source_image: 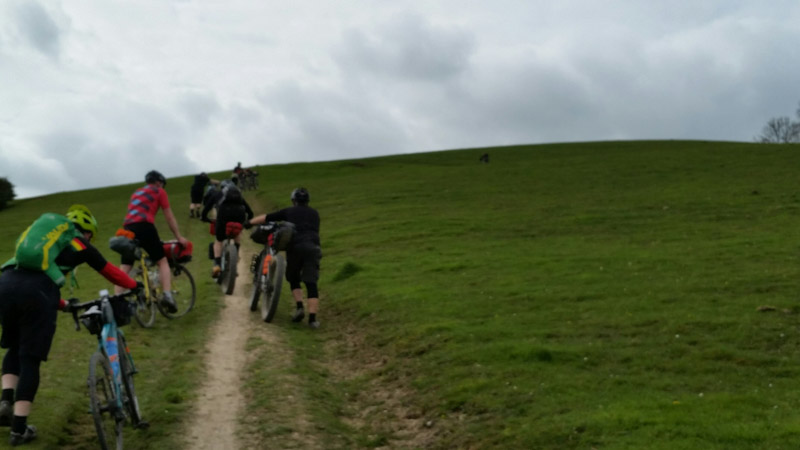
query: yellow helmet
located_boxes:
[66,204,98,238]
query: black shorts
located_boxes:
[122,222,165,264]
[191,186,205,204]
[286,242,322,285]
[0,269,60,361]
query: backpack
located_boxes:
[2,213,82,286]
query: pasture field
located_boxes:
[2,140,800,448]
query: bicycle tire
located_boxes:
[157,264,197,319]
[249,250,265,312]
[132,263,156,328]
[262,252,285,322]
[117,332,143,427]
[221,242,238,295]
[88,351,123,450]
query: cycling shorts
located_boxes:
[286,242,322,286]
[0,269,60,361]
[190,186,205,204]
[122,222,165,264]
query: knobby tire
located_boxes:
[221,242,238,295]
[262,252,285,322]
[117,333,143,427]
[88,351,123,450]
[156,264,197,319]
[249,250,265,312]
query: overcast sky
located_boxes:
[1,1,799,198]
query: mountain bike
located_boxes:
[217,222,243,295]
[110,234,196,327]
[248,221,294,322]
[67,289,149,450]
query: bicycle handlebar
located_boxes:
[66,290,140,332]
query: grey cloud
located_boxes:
[177,91,222,128]
[258,81,411,160]
[18,97,199,196]
[13,1,62,58]
[336,13,475,81]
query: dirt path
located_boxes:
[182,251,254,449]
[180,244,435,449]
[182,247,320,449]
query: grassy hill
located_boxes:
[3,140,800,449]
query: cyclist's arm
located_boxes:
[244,201,254,220]
[162,206,188,246]
[56,238,137,289]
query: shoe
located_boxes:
[160,291,178,314]
[291,308,305,323]
[211,265,221,279]
[309,321,320,329]
[9,425,36,446]
[0,401,11,427]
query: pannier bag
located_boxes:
[225,222,243,238]
[250,222,295,251]
[110,295,135,327]
[163,240,193,263]
[272,222,295,251]
[109,228,140,261]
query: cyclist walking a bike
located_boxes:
[189,172,218,219]
[115,170,188,313]
[202,181,253,278]
[246,187,322,328]
[0,205,139,446]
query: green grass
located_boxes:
[4,140,800,448]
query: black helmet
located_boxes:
[145,170,167,187]
[291,187,310,204]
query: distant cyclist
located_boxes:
[202,181,253,277]
[189,172,218,219]
[115,170,188,313]
[245,188,322,328]
[0,205,139,446]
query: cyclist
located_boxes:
[202,181,253,278]
[245,187,322,328]
[0,205,139,446]
[189,172,218,219]
[114,170,188,313]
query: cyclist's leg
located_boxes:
[114,263,133,295]
[300,244,322,325]
[212,216,227,276]
[1,271,57,438]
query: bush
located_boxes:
[0,177,16,210]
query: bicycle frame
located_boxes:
[137,252,159,304]
[73,291,137,417]
[99,300,128,415]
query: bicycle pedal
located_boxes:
[135,420,150,430]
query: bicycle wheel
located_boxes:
[220,242,238,295]
[249,250,265,312]
[262,252,285,322]
[116,332,145,428]
[132,264,156,328]
[88,351,123,450]
[157,264,197,319]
